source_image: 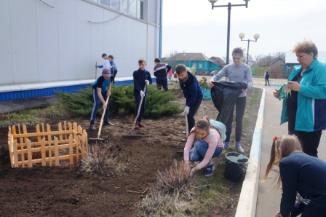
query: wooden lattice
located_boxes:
[7,122,88,168]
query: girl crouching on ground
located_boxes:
[183,117,226,177]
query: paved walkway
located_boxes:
[255,83,326,217]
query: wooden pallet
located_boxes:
[8,122,88,168]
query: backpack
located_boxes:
[209,119,226,142]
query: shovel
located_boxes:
[176,111,189,155]
[185,113,189,137]
[122,84,147,139]
[133,84,147,129]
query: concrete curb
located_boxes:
[235,88,266,217]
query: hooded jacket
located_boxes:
[280,59,326,132]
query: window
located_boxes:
[137,0,144,20]
[99,0,120,11]
[121,0,128,13]
[100,0,110,7]
[96,0,146,20]
[128,0,137,17]
[110,0,120,10]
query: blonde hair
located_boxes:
[293,40,318,58]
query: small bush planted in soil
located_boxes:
[140,161,193,217]
[78,144,125,176]
[58,85,182,118]
[156,160,191,194]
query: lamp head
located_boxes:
[208,0,218,8]
[244,0,250,7]
[239,33,245,40]
[253,33,260,42]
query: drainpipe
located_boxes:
[159,0,163,58]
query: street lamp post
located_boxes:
[208,0,250,64]
[239,33,260,64]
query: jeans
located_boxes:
[190,140,223,162]
[90,89,110,123]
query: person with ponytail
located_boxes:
[265,135,326,217]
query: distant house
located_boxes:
[209,56,226,68]
[285,51,326,77]
[270,58,287,78]
[166,53,222,75]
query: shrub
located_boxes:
[156,161,191,194]
[139,161,193,217]
[57,89,94,116]
[199,77,210,89]
[57,85,182,118]
[78,144,125,176]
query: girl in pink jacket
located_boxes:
[184,117,226,176]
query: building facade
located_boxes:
[0,0,162,100]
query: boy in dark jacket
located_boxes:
[133,59,152,128]
[175,64,203,133]
[108,55,118,83]
[89,68,112,130]
[154,58,169,91]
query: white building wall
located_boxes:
[0,0,161,86]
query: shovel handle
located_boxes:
[133,84,147,127]
[185,113,189,137]
[97,84,112,139]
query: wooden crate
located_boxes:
[8,122,88,168]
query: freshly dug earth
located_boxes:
[0,115,185,217]
[0,88,261,217]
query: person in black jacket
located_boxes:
[153,58,169,91]
[108,55,118,83]
[133,59,152,128]
[265,135,326,217]
[175,64,203,133]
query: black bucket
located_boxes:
[224,152,248,182]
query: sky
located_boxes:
[162,0,326,60]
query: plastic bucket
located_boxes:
[224,152,248,182]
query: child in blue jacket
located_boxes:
[175,64,203,133]
[133,59,152,128]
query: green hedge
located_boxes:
[57,85,182,118]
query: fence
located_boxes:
[8,122,88,168]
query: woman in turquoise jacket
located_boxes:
[274,41,326,157]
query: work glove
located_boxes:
[184,106,190,115]
[145,80,150,85]
[140,90,145,97]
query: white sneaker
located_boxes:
[236,144,245,153]
[108,121,115,126]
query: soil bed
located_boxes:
[0,88,261,217]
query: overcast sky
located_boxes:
[162,0,326,60]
